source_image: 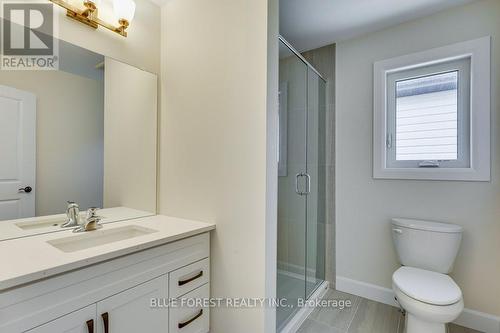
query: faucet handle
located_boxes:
[86,207,100,219]
[66,201,79,212]
[73,208,103,232]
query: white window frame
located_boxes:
[373,36,490,181]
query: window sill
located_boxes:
[373,167,490,182]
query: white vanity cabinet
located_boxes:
[0,233,211,333]
[95,275,168,333]
[25,305,96,333]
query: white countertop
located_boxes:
[0,207,154,241]
[0,215,215,291]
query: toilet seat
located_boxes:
[393,267,462,305]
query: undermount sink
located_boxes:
[46,225,158,253]
[15,217,68,230]
[15,214,106,230]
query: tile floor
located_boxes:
[297,289,482,333]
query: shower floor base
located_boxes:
[277,271,328,332]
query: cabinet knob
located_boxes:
[86,319,94,333]
[178,270,203,286]
[178,309,203,329]
[101,312,109,333]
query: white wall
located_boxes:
[265,0,279,331]
[0,71,103,216]
[336,0,500,316]
[160,0,273,331]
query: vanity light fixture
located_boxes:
[50,0,136,37]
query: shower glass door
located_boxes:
[306,70,327,297]
[277,40,308,330]
[277,39,307,328]
[277,37,327,331]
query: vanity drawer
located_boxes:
[169,283,209,333]
[169,258,209,298]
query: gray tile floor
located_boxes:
[297,289,482,333]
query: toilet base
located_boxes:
[406,313,446,333]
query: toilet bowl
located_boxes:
[391,218,464,333]
[393,267,463,333]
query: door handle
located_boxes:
[18,186,32,193]
[295,173,302,195]
[304,173,311,195]
[101,312,109,333]
[178,309,203,329]
[86,319,94,333]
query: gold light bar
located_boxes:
[50,0,131,37]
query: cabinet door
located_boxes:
[26,305,96,333]
[96,275,168,333]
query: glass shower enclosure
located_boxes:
[277,36,327,331]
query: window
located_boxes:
[387,59,470,169]
[373,37,490,181]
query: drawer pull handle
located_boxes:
[86,319,94,333]
[101,312,109,333]
[178,309,203,329]
[178,271,203,286]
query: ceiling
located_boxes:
[280,0,475,52]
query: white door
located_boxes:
[25,305,96,333]
[96,276,168,333]
[0,85,36,220]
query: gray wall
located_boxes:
[336,0,500,315]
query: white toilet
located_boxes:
[391,218,464,333]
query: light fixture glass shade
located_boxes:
[113,0,136,23]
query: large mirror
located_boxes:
[0,39,157,240]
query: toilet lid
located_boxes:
[393,267,462,305]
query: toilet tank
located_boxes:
[391,218,463,274]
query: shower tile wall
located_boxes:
[302,44,336,286]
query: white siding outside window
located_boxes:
[396,73,458,161]
[386,58,470,169]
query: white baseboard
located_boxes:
[336,275,398,307]
[277,260,317,277]
[336,276,500,333]
[279,281,329,333]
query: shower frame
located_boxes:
[277,35,329,332]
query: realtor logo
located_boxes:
[1,0,59,70]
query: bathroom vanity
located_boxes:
[0,215,215,333]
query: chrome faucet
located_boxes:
[61,201,81,228]
[74,207,103,232]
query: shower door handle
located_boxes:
[304,173,311,195]
[295,173,309,195]
[295,173,303,195]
